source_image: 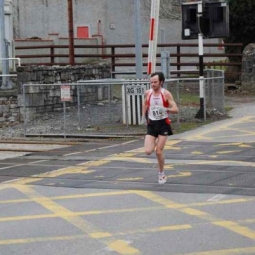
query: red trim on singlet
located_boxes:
[147,91,169,108]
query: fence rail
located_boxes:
[15,43,242,79]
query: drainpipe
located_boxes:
[92,20,105,57]
[67,0,74,65]
[0,0,9,88]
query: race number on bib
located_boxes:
[150,106,167,120]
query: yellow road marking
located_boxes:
[213,221,255,239]
[165,140,182,145]
[191,151,204,155]
[216,150,241,154]
[167,172,192,178]
[0,187,254,209]
[0,189,134,204]
[0,206,164,222]
[176,246,255,255]
[108,240,139,254]
[14,185,140,255]
[215,142,253,148]
[115,224,191,235]
[0,235,87,245]
[135,191,255,240]
[164,145,182,150]
[79,160,111,166]
[117,178,143,181]
[184,116,255,141]
[164,165,174,169]
[37,166,94,177]
[107,156,151,164]
[189,160,255,167]
[6,139,183,186]
[239,144,253,148]
[0,224,191,246]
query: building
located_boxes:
[2,0,221,69]
[11,0,183,45]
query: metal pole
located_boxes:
[67,0,75,65]
[63,101,66,138]
[125,84,128,129]
[176,80,180,127]
[108,84,112,121]
[134,0,143,79]
[23,84,27,136]
[195,1,207,120]
[0,0,8,88]
[77,85,81,130]
[161,51,170,79]
[4,39,11,88]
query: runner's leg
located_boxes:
[155,135,168,173]
[144,135,157,155]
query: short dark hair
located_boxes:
[150,72,165,83]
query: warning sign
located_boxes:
[61,85,71,101]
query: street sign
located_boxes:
[61,85,71,101]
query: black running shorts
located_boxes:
[147,118,173,137]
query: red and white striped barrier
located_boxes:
[147,0,160,75]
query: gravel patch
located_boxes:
[0,96,242,139]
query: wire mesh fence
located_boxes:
[21,70,225,137]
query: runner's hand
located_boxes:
[140,116,146,125]
[158,106,168,115]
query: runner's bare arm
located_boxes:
[165,90,179,114]
[142,90,149,117]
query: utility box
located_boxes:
[182,0,229,40]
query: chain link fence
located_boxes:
[21,70,224,137]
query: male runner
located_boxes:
[141,72,179,184]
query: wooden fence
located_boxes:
[15,43,243,80]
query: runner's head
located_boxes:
[150,72,165,89]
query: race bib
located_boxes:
[150,105,167,120]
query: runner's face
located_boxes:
[150,75,162,91]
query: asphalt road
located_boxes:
[1,101,255,255]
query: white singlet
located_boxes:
[147,88,169,120]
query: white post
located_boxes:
[0,0,8,88]
[195,1,207,120]
[147,0,160,75]
[134,0,143,79]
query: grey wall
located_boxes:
[12,0,217,45]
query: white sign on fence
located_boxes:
[61,85,71,101]
[126,84,147,95]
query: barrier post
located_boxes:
[161,51,170,78]
[147,0,160,75]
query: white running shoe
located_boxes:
[158,173,167,184]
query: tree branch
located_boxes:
[141,0,182,20]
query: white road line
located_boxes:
[64,140,138,156]
[207,194,226,202]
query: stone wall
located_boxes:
[16,64,111,91]
[0,64,111,126]
[17,64,111,121]
[0,90,19,128]
[242,43,255,90]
